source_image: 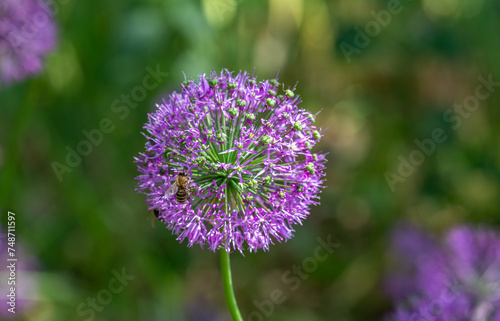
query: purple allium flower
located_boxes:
[0,0,57,86]
[385,224,500,321]
[135,69,327,253]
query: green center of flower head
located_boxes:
[136,69,326,252]
[158,74,324,215]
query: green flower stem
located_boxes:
[220,250,244,321]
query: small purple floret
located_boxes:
[135,69,327,253]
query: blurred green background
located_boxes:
[1,0,500,320]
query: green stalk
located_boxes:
[220,250,244,321]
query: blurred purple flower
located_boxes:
[0,0,57,86]
[385,224,500,321]
[0,230,39,318]
[135,69,327,253]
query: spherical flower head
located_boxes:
[135,69,327,253]
[385,224,500,321]
[0,0,58,86]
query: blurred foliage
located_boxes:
[1,0,500,320]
